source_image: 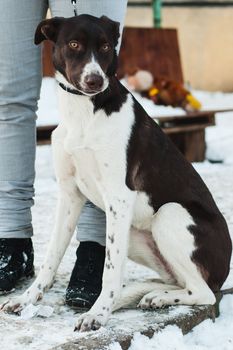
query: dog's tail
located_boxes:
[113,280,178,311]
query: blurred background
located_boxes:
[126,0,233,91]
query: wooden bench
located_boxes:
[39,27,230,161]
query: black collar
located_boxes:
[58,82,83,95]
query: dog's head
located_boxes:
[35,15,120,96]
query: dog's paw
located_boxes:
[138,291,173,309]
[0,290,43,314]
[74,312,107,332]
[138,295,153,309]
[0,295,29,314]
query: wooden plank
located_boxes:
[51,304,215,350]
[163,123,214,134]
[118,27,184,83]
[52,289,233,350]
[159,114,215,129]
[154,109,233,123]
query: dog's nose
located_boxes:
[84,74,104,90]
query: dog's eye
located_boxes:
[69,41,82,50]
[101,43,111,52]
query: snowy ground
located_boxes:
[0,78,233,349]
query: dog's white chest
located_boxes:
[72,146,104,208]
[63,127,105,208]
[59,92,135,209]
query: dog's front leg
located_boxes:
[1,179,86,313]
[75,193,135,332]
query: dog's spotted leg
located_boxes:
[1,181,86,314]
[1,133,86,314]
[75,193,135,332]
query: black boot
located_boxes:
[65,241,105,310]
[0,238,34,292]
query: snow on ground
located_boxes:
[110,294,233,350]
[0,78,233,349]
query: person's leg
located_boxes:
[0,0,47,291]
[49,0,128,308]
[0,0,47,238]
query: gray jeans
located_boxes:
[0,0,127,245]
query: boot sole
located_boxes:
[65,298,92,312]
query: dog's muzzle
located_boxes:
[84,74,104,92]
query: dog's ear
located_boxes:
[34,17,65,45]
[100,16,120,47]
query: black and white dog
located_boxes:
[1,15,231,332]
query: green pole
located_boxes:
[152,0,162,28]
